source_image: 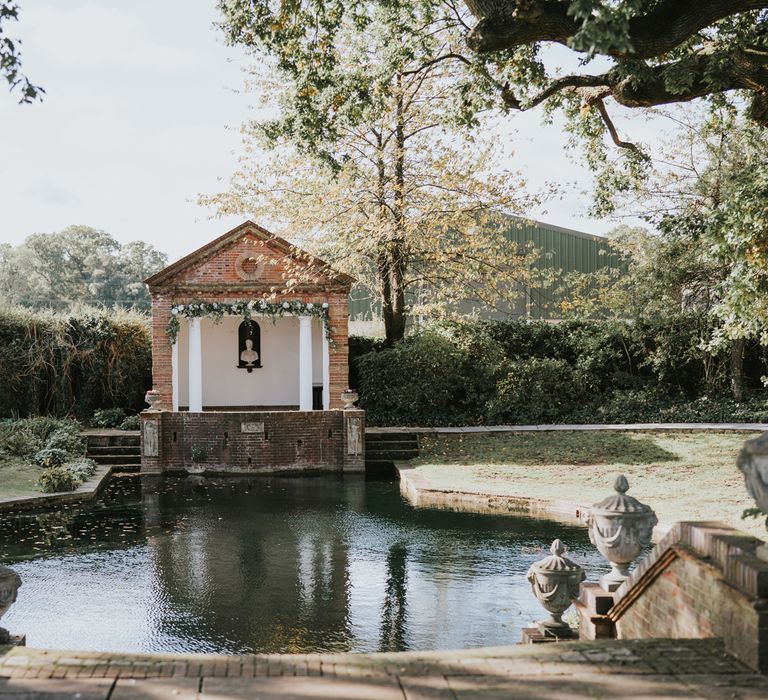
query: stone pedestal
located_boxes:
[576,582,617,640]
[521,626,576,644]
[342,409,365,472]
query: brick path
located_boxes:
[1,638,767,699]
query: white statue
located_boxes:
[240,339,259,366]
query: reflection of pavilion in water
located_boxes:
[140,477,410,653]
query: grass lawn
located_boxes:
[0,456,41,500]
[410,430,767,538]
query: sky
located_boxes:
[0,1,656,262]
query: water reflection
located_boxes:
[0,475,607,654]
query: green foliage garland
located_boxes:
[166,300,334,346]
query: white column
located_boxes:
[322,330,330,410]
[188,317,203,412]
[299,315,313,411]
[171,340,179,412]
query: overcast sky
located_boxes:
[0,1,653,262]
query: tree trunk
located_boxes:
[730,337,745,402]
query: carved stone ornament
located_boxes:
[526,539,585,636]
[235,252,265,281]
[737,433,768,513]
[587,475,658,592]
[143,419,159,457]
[0,564,21,643]
[341,390,359,410]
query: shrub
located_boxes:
[0,306,150,420]
[44,428,85,455]
[38,465,80,493]
[118,415,140,431]
[0,424,41,457]
[356,332,487,426]
[91,408,126,428]
[486,358,583,424]
[33,447,70,469]
[65,458,97,481]
[352,316,768,426]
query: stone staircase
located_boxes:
[365,431,419,473]
[84,431,141,473]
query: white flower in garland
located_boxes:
[306,302,314,309]
[178,305,185,311]
[322,302,329,309]
[282,301,290,309]
[171,308,178,315]
[247,300,254,310]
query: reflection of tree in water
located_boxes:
[380,542,407,651]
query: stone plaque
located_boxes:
[241,421,265,434]
[347,416,362,456]
[143,419,159,457]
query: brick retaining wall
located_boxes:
[140,410,364,475]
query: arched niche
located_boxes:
[237,320,262,372]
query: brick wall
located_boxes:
[608,521,768,673]
[141,410,364,475]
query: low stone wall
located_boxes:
[607,521,768,673]
[140,409,365,475]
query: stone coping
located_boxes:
[395,464,672,542]
[0,465,113,513]
[368,422,768,434]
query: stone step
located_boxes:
[87,445,140,455]
[89,454,141,465]
[365,449,420,460]
[108,463,142,473]
[365,438,419,447]
[84,431,140,448]
[365,432,419,443]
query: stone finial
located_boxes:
[0,565,21,644]
[587,474,658,592]
[737,433,768,513]
[526,540,585,637]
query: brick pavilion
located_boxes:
[139,220,364,474]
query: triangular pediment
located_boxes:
[145,221,354,290]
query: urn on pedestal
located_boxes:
[737,432,768,513]
[341,389,359,410]
[526,539,585,637]
[0,565,21,644]
[587,474,657,592]
[144,389,162,412]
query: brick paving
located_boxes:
[1,639,766,699]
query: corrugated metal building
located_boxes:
[348,216,621,333]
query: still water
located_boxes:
[0,475,607,654]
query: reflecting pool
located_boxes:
[0,475,607,654]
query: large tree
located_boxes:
[215,0,548,342]
[0,225,167,310]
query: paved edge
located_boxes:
[0,465,113,513]
[0,638,751,681]
[368,422,768,434]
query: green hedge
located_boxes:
[350,316,768,426]
[0,306,151,420]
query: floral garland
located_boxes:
[166,299,334,346]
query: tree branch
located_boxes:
[465,0,768,60]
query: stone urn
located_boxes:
[737,433,768,513]
[341,389,359,410]
[144,390,162,411]
[526,539,585,637]
[0,565,21,644]
[587,474,658,591]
